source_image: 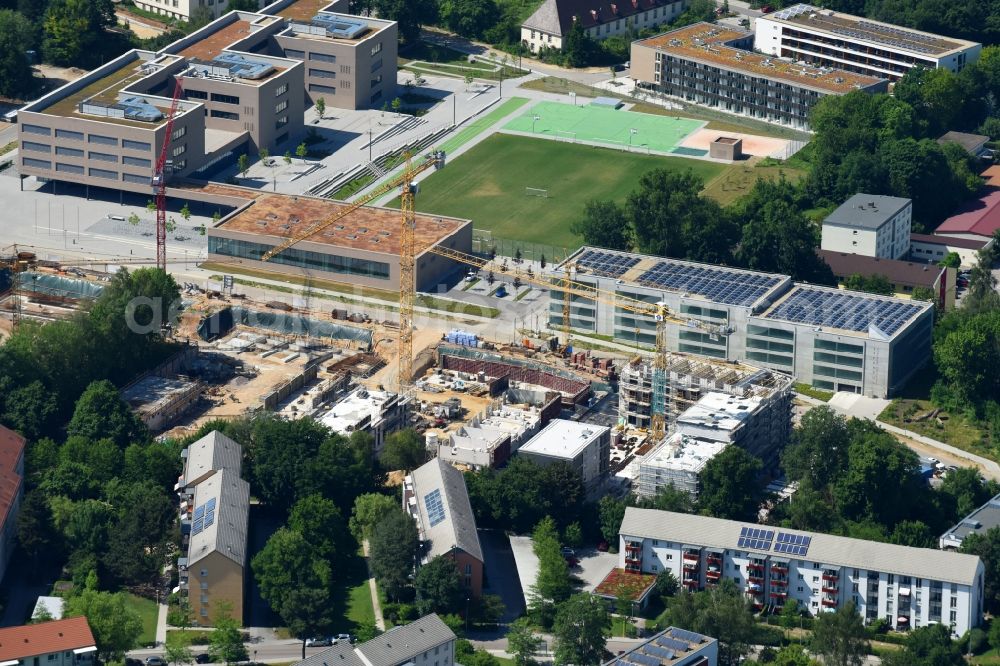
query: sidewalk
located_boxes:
[361,541,386,631]
[155,602,168,645]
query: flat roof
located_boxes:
[217,193,470,256]
[317,387,396,433]
[520,419,608,460]
[759,283,930,337]
[621,507,983,586]
[765,4,976,56]
[283,12,391,42]
[271,0,339,20]
[824,193,911,230]
[818,249,942,288]
[567,246,791,309]
[641,433,727,474]
[122,375,198,415]
[676,391,760,436]
[179,19,256,61]
[603,627,716,666]
[938,131,989,153]
[34,55,174,128]
[636,22,885,94]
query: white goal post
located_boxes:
[525,187,549,198]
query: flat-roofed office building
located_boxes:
[631,23,887,129]
[551,246,934,397]
[755,4,981,82]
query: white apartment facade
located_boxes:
[521,0,688,54]
[620,508,984,635]
[755,4,981,82]
[821,194,913,260]
[132,0,268,21]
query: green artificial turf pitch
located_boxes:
[503,100,703,153]
[409,133,725,248]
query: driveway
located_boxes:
[572,548,618,593]
[479,529,525,622]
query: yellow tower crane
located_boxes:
[421,245,732,442]
[260,151,446,391]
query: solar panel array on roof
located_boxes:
[775,532,812,556]
[575,249,640,278]
[737,526,774,550]
[204,497,217,529]
[658,637,692,653]
[668,628,705,644]
[637,261,783,306]
[192,504,206,535]
[624,654,659,666]
[764,287,923,335]
[644,645,675,660]
[424,488,446,527]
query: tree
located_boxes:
[373,0,436,43]
[571,200,631,251]
[259,147,269,166]
[961,526,1000,613]
[506,616,542,665]
[391,96,402,113]
[64,589,143,662]
[415,555,465,616]
[782,406,851,489]
[563,522,583,548]
[655,569,678,599]
[441,0,499,38]
[843,273,895,295]
[633,483,694,514]
[42,0,117,69]
[67,380,148,449]
[179,202,191,222]
[697,446,764,521]
[283,150,292,165]
[17,491,60,574]
[251,529,333,658]
[287,494,343,560]
[165,637,194,666]
[810,602,868,666]
[529,516,571,626]
[379,429,427,471]
[561,19,594,67]
[349,492,398,543]
[248,415,331,513]
[314,96,326,118]
[939,252,962,268]
[127,212,141,227]
[208,606,248,665]
[882,623,965,666]
[369,507,419,601]
[552,594,609,666]
[296,142,308,162]
[0,10,35,98]
[598,496,627,546]
[464,72,474,90]
[237,153,250,178]
[912,286,937,303]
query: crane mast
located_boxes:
[152,77,185,272]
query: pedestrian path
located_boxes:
[362,541,386,631]
[155,601,168,645]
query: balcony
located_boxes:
[822,572,839,582]
[770,590,788,599]
[683,579,699,589]
[683,550,701,562]
[706,569,722,581]
[822,584,839,594]
[822,598,838,607]
[625,551,641,563]
[748,561,766,571]
[748,572,765,583]
[771,577,787,587]
[707,553,723,564]
[625,542,642,552]
[771,563,788,574]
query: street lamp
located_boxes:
[532,114,541,133]
[569,91,577,106]
[629,127,638,149]
[465,596,470,632]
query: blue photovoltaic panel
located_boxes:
[775,532,812,556]
[424,488,446,527]
[206,498,217,511]
[659,638,691,653]
[636,260,784,306]
[764,286,924,336]
[193,505,205,520]
[645,645,675,660]
[192,516,205,535]
[574,249,641,278]
[737,526,774,550]
[669,628,704,644]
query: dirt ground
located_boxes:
[679,127,792,158]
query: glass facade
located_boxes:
[208,237,390,280]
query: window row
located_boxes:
[208,237,391,279]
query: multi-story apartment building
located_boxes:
[620,508,985,635]
[133,0,268,22]
[755,4,981,82]
[821,194,913,260]
[552,247,934,397]
[522,0,689,54]
[177,431,249,626]
[18,1,397,196]
[631,23,887,129]
[940,492,1000,551]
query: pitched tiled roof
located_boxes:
[0,617,96,661]
[0,425,25,524]
[910,233,990,250]
[817,249,943,288]
[523,0,674,36]
[410,458,483,563]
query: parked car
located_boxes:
[561,547,576,558]
[305,637,333,647]
[195,655,211,664]
[333,634,353,644]
[146,658,167,666]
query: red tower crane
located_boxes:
[152,77,185,271]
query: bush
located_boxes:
[867,617,890,636]
[964,626,988,654]
[751,624,785,647]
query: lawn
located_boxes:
[700,158,808,207]
[331,551,376,633]
[400,42,528,81]
[503,101,703,153]
[124,593,159,647]
[402,133,725,248]
[794,382,833,402]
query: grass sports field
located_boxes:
[503,101,703,153]
[409,134,725,248]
